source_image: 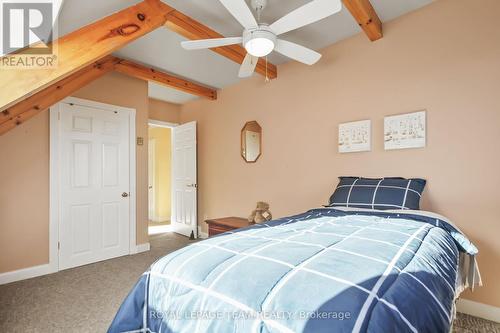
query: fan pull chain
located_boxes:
[265,56,270,83]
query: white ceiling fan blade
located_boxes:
[239,53,258,78]
[181,37,243,50]
[274,39,322,65]
[270,0,342,36]
[218,0,258,30]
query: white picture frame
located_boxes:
[338,119,371,153]
[384,110,426,150]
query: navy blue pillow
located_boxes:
[328,177,426,210]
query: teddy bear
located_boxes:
[248,201,273,224]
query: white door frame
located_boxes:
[147,119,178,228]
[149,119,178,129]
[49,97,137,273]
[148,138,157,221]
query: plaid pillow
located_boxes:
[328,177,426,210]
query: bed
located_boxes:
[108,207,480,333]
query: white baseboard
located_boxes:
[148,225,172,235]
[197,226,208,239]
[133,242,151,254]
[457,298,500,323]
[0,263,55,285]
[0,244,151,285]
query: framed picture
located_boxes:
[384,110,426,150]
[338,119,371,153]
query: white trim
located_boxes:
[132,243,151,254]
[149,225,172,235]
[49,103,61,274]
[0,241,150,285]
[148,138,156,221]
[457,299,500,323]
[148,118,176,229]
[129,104,137,256]
[148,119,179,128]
[0,264,54,285]
[49,97,137,273]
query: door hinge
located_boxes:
[58,242,60,250]
[58,111,60,120]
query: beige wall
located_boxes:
[0,0,498,309]
[0,112,50,272]
[149,98,181,124]
[148,127,172,220]
[181,0,500,307]
[0,71,151,273]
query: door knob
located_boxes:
[122,192,129,197]
[186,184,198,188]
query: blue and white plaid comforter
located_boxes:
[108,209,478,333]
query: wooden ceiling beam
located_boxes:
[342,0,383,41]
[163,7,277,79]
[0,56,119,136]
[0,54,220,136]
[0,0,174,113]
[115,58,217,100]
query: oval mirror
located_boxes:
[241,121,262,163]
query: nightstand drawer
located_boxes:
[208,225,232,237]
[206,217,252,237]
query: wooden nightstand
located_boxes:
[205,217,253,237]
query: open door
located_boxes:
[171,121,197,237]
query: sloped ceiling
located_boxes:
[57,0,433,104]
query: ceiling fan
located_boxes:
[181,0,342,78]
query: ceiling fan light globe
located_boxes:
[245,38,274,57]
[243,25,276,57]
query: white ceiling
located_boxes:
[57,0,433,104]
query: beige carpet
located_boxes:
[0,233,193,332]
[0,233,498,333]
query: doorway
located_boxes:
[148,120,175,235]
[148,120,198,238]
[50,97,136,271]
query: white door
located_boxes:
[148,139,156,221]
[171,121,197,237]
[58,102,131,270]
